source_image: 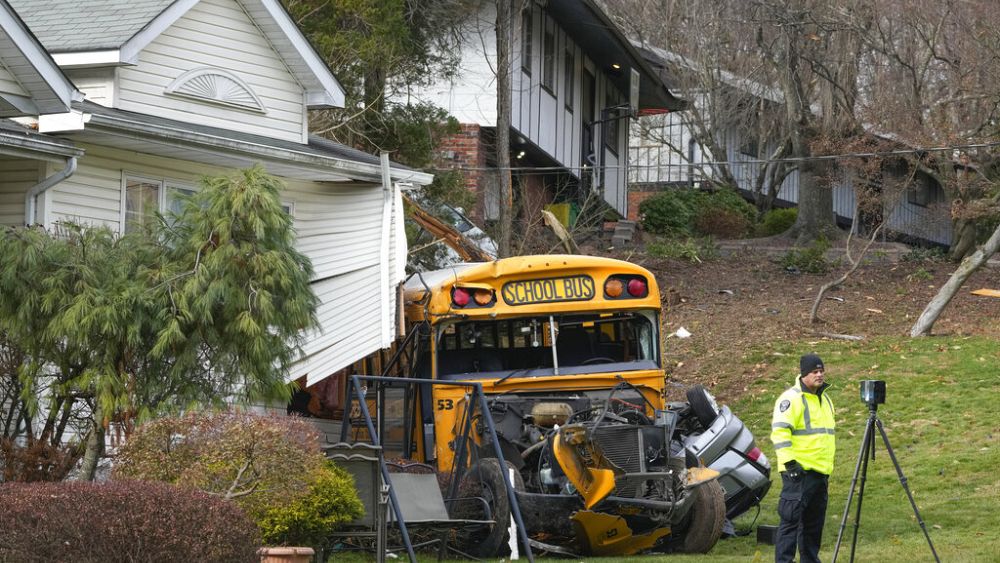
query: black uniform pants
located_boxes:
[775,469,829,563]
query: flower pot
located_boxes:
[258,546,315,563]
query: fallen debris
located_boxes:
[971,288,1000,298]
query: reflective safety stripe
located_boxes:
[791,428,835,436]
[774,441,792,449]
[772,422,793,429]
[802,394,812,428]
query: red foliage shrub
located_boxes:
[0,438,80,482]
[694,208,753,239]
[0,480,260,563]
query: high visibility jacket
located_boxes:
[771,377,836,475]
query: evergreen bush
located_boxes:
[0,480,259,563]
[781,237,833,274]
[757,208,798,237]
[640,188,756,238]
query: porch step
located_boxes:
[611,220,638,247]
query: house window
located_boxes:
[564,49,575,111]
[124,175,195,234]
[541,27,556,93]
[124,174,291,233]
[521,10,533,75]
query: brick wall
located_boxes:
[436,123,487,216]
[628,190,658,222]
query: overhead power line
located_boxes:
[429,139,1000,174]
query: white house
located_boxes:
[407,0,686,221]
[629,42,953,246]
[1,0,432,394]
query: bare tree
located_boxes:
[495,0,514,257]
[611,0,795,215]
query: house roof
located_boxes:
[545,0,687,113]
[60,100,432,185]
[8,0,345,108]
[634,41,785,105]
[0,0,82,117]
[0,117,83,159]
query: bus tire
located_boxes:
[679,479,726,553]
[455,458,524,557]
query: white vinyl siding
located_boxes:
[42,143,398,383]
[0,158,40,226]
[116,0,307,142]
[65,68,116,107]
[0,63,28,97]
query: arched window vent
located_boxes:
[165,68,266,113]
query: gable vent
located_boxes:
[165,68,266,113]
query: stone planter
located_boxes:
[258,546,315,563]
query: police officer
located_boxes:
[771,353,836,563]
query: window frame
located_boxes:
[564,47,575,112]
[541,24,556,94]
[521,9,533,75]
[122,172,293,234]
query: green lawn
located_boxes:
[335,335,1000,562]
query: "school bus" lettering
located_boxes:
[501,275,595,306]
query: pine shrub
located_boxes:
[0,480,259,563]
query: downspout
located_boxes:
[378,152,394,347]
[25,156,77,226]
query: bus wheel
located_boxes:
[678,479,726,553]
[454,458,524,557]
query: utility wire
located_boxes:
[429,139,1000,174]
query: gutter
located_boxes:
[83,111,434,185]
[25,156,77,226]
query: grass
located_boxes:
[334,335,1000,562]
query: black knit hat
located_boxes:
[800,354,824,376]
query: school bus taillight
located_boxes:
[452,287,471,306]
[451,287,495,307]
[604,278,624,298]
[627,278,648,297]
[605,276,648,299]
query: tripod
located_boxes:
[832,403,940,563]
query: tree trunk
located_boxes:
[911,223,1000,336]
[787,162,838,244]
[79,417,105,481]
[495,0,514,258]
[948,217,977,261]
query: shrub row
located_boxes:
[0,480,260,563]
[639,188,758,238]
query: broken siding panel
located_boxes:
[116,0,306,142]
[0,159,39,226]
[292,266,385,385]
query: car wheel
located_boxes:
[679,479,726,553]
[686,384,721,429]
[455,458,524,557]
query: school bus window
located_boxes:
[432,311,658,380]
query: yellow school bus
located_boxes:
[399,254,724,557]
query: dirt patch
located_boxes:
[600,241,1000,403]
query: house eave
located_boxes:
[70,108,431,184]
[545,0,687,113]
[0,1,82,113]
